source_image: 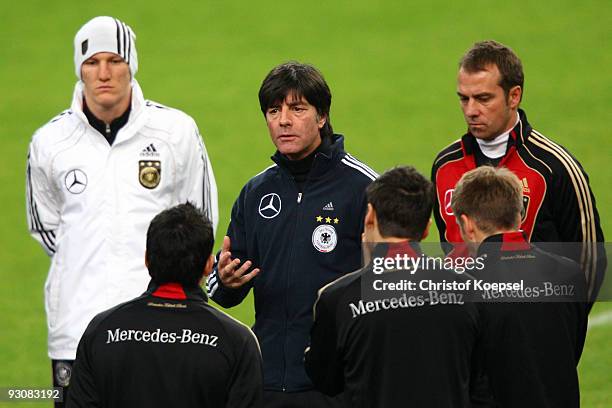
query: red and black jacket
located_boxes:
[431,109,606,299]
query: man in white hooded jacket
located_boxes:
[25,16,218,405]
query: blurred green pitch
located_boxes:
[1,1,610,406]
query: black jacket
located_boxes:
[305,242,480,407]
[207,134,376,391]
[67,282,263,408]
[431,109,606,300]
[473,232,588,408]
[305,235,588,407]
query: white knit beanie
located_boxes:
[73,16,138,79]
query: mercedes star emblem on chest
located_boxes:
[65,169,88,194]
[259,193,282,219]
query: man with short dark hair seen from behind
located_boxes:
[67,203,262,408]
[305,166,480,407]
[431,40,605,302]
[452,166,587,407]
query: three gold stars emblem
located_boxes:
[316,215,339,224]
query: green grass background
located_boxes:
[1,0,610,406]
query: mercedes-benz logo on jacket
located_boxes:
[258,193,281,219]
[65,169,88,194]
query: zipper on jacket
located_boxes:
[105,123,111,135]
[281,184,305,391]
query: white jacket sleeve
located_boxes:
[182,121,219,234]
[26,137,60,256]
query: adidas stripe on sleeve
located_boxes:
[26,146,60,256]
[341,154,378,180]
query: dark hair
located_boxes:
[258,61,333,139]
[145,203,214,286]
[451,166,523,234]
[366,166,433,240]
[460,40,524,98]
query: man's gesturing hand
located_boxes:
[218,236,260,288]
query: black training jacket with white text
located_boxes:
[67,282,263,408]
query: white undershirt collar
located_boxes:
[476,112,520,159]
